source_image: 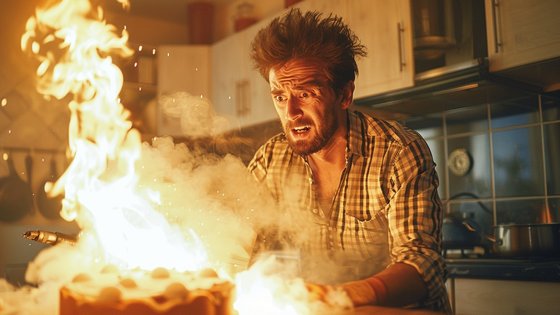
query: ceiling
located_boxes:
[104,0,235,24]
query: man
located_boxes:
[247,8,450,313]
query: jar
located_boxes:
[234,2,258,32]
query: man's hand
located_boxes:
[305,282,355,309]
[305,279,384,307]
[340,279,378,306]
[305,282,333,302]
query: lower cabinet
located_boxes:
[447,278,560,315]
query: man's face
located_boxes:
[268,59,346,155]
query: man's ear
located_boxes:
[340,81,354,110]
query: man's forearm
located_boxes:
[375,262,427,306]
[342,262,427,307]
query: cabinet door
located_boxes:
[346,0,414,99]
[157,45,211,137]
[453,278,560,315]
[213,18,281,131]
[485,0,560,71]
[211,32,250,133]
[244,21,278,128]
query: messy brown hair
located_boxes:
[250,8,367,92]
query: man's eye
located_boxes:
[274,95,287,102]
[299,92,310,98]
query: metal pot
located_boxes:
[491,223,560,257]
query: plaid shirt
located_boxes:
[248,110,450,312]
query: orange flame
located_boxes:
[234,256,352,314]
[21,0,208,271]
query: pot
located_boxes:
[0,153,34,221]
[491,223,560,257]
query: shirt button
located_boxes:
[312,208,318,214]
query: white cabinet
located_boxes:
[448,278,560,315]
[244,23,279,128]
[211,18,278,133]
[484,0,560,72]
[211,34,244,132]
[157,45,211,137]
[345,0,414,99]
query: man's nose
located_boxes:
[286,97,302,121]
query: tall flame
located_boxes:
[21,0,207,271]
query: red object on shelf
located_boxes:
[234,2,258,32]
[234,17,258,32]
[284,0,303,8]
[187,2,214,44]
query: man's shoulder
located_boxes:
[261,132,290,151]
[353,111,424,147]
[248,132,290,165]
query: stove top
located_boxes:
[444,246,560,265]
[445,255,560,281]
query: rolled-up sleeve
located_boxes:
[387,137,447,308]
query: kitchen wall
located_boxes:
[401,92,560,239]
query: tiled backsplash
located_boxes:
[404,93,560,232]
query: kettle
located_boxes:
[442,211,484,250]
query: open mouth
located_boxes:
[292,126,311,134]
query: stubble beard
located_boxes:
[285,114,337,156]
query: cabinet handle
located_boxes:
[235,80,250,117]
[397,22,406,72]
[491,0,503,53]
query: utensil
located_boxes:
[0,152,34,221]
[37,154,63,219]
[23,230,77,246]
[25,152,34,213]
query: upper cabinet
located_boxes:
[346,0,415,99]
[211,17,278,133]
[211,34,245,128]
[484,0,560,71]
[157,45,211,137]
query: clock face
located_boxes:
[448,148,472,177]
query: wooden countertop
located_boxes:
[352,305,443,315]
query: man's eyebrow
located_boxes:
[275,80,325,91]
[299,79,325,87]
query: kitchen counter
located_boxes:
[446,257,560,282]
[353,305,442,314]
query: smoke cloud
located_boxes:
[159,92,230,138]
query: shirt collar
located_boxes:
[346,110,367,158]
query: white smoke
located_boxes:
[159,92,230,138]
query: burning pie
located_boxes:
[59,265,233,315]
